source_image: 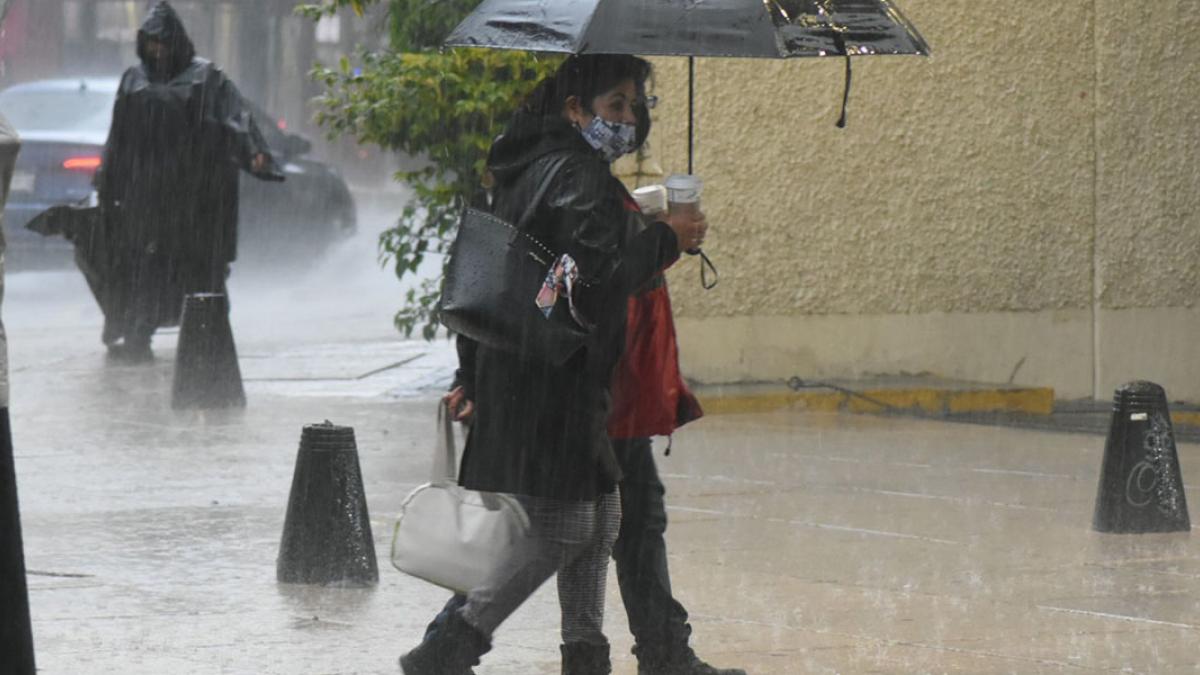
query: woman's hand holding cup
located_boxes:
[665,209,707,255]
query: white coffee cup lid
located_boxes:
[632,185,668,214]
[665,174,702,202]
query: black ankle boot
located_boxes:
[399,612,490,675]
[561,641,612,675]
[635,643,747,675]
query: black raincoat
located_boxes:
[95,2,280,341]
[452,112,679,501]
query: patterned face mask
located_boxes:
[579,115,638,162]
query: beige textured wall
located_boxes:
[633,0,1200,401]
[1092,0,1200,398]
[1095,0,1200,310]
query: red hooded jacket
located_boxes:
[607,195,704,439]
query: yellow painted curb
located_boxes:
[698,391,845,416]
[947,389,1055,416]
[697,385,1056,417]
[1175,411,1200,428]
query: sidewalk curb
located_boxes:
[696,383,1056,417]
[1176,411,1200,428]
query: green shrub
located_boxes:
[301,0,560,338]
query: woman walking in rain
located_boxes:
[96,1,280,361]
[420,92,743,675]
[399,55,706,674]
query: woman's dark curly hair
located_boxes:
[522,54,652,119]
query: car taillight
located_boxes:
[63,156,102,171]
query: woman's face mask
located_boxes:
[579,116,639,162]
[572,79,642,162]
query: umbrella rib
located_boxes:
[880,0,932,55]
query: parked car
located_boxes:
[0,78,356,269]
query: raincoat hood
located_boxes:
[487,110,596,184]
[136,2,196,80]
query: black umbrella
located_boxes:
[27,203,114,318]
[445,0,930,171]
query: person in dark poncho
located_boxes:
[95,1,282,361]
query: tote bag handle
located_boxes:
[431,401,458,483]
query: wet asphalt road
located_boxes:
[7,193,1200,673]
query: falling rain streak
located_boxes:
[1,1,1199,674]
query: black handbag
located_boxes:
[438,154,590,366]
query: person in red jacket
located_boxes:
[602,102,743,675]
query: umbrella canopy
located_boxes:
[446,0,929,157]
[445,0,930,59]
[444,0,930,284]
[26,203,101,241]
[26,204,113,326]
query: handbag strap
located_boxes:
[432,400,457,482]
[432,401,507,512]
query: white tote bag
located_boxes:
[390,401,531,593]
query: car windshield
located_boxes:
[0,88,113,133]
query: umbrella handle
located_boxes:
[687,248,717,291]
[834,37,853,128]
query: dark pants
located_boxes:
[104,251,228,347]
[426,438,691,650]
[609,437,691,649]
[460,492,621,644]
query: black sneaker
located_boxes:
[398,612,488,675]
[636,645,747,675]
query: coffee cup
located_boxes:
[665,174,702,217]
[632,185,668,216]
[665,174,703,254]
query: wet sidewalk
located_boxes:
[7,269,1200,673]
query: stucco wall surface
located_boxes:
[647,1,1100,319]
[631,0,1200,399]
[1094,0,1200,309]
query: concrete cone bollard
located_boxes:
[1093,381,1190,533]
[277,422,379,585]
[172,293,245,409]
